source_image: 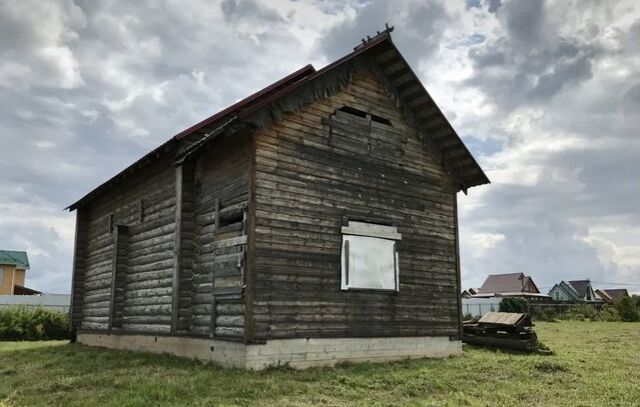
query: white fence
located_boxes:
[461,298,502,318]
[0,294,70,313]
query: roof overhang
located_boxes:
[67,32,489,211]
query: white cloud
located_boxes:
[469,232,506,257]
[0,0,638,295]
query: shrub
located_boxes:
[561,304,598,321]
[593,306,621,322]
[615,297,640,322]
[499,297,528,313]
[0,307,70,341]
[533,308,558,322]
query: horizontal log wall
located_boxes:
[190,135,250,338]
[252,69,459,340]
[80,159,176,333]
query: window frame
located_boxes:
[340,221,401,292]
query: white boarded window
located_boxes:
[341,221,401,291]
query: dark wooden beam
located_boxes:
[413,102,437,114]
[69,208,88,336]
[441,144,465,157]
[457,167,482,177]
[396,80,416,94]
[108,225,119,334]
[244,133,257,344]
[424,116,446,130]
[454,192,463,340]
[430,126,453,141]
[382,61,404,75]
[407,95,430,108]
[374,48,397,64]
[209,198,220,338]
[387,68,411,83]
[402,88,424,102]
[171,165,183,334]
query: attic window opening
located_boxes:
[218,206,245,230]
[338,106,393,126]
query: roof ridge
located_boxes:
[67,29,489,210]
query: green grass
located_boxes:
[1,322,639,406]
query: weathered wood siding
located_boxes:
[251,69,459,340]
[189,136,250,338]
[80,160,176,332]
[109,225,129,329]
[70,208,88,330]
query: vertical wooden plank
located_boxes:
[209,198,220,338]
[171,165,183,333]
[138,199,144,222]
[108,225,119,334]
[453,191,462,340]
[243,133,257,343]
[68,210,82,334]
[344,239,350,286]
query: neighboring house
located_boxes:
[548,280,601,302]
[473,273,546,299]
[595,288,629,303]
[460,288,479,298]
[0,250,39,295]
[66,30,489,369]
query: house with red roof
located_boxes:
[65,28,489,369]
[472,272,547,299]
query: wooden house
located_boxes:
[0,250,37,295]
[548,280,600,302]
[67,30,489,369]
[472,273,547,300]
[595,288,629,304]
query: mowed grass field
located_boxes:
[1,322,639,406]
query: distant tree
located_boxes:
[615,297,640,322]
[499,297,528,313]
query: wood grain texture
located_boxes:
[73,66,461,342]
[80,160,176,333]
[251,69,459,340]
[189,135,250,338]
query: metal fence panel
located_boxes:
[462,298,502,318]
[0,294,70,313]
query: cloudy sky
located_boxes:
[1,0,638,294]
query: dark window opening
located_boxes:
[337,105,393,127]
[338,105,367,119]
[371,114,392,126]
[218,211,244,229]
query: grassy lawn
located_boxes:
[1,322,639,406]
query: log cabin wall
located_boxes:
[80,159,176,333]
[70,208,88,331]
[251,68,459,340]
[189,135,251,339]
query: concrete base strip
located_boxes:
[77,333,462,370]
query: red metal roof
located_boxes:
[174,64,316,140]
[68,32,489,210]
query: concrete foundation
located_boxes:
[77,333,462,369]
